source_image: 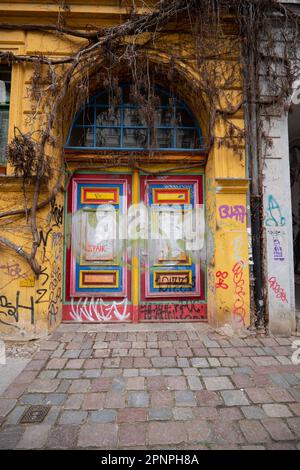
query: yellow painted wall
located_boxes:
[0,178,64,338]
[0,1,250,337]
[206,116,250,327]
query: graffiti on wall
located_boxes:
[38,198,64,262]
[268,277,289,303]
[47,232,63,325]
[34,260,62,325]
[215,262,247,324]
[35,265,50,305]
[265,195,286,227]
[232,260,246,325]
[218,205,246,224]
[0,198,64,331]
[139,301,207,321]
[36,200,63,323]
[0,291,34,328]
[0,257,62,329]
[70,297,129,322]
[0,261,23,279]
[37,227,53,262]
[0,259,31,292]
[35,231,63,325]
[48,260,62,325]
[215,271,229,290]
[47,198,63,227]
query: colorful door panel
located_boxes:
[63,173,207,322]
[139,175,207,321]
[141,176,203,299]
[63,174,133,322]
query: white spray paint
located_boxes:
[70,297,129,322]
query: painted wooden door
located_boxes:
[139,175,207,321]
[64,174,133,322]
[63,173,207,322]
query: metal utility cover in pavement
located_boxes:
[19,405,51,424]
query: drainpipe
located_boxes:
[243,7,266,330]
[244,100,265,329]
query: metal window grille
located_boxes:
[0,65,11,164]
[66,85,203,151]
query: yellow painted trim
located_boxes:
[215,178,249,194]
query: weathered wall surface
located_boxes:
[206,114,250,329]
[0,179,64,338]
[0,5,89,337]
[0,1,251,337]
[261,114,296,335]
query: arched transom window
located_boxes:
[66,85,203,151]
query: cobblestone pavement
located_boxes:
[0,323,300,450]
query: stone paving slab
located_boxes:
[0,323,299,449]
[0,358,30,395]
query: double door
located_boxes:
[64,173,206,322]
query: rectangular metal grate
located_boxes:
[19,405,51,424]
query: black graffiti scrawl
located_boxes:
[0,291,34,328]
[48,198,63,227]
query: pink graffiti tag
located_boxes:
[232,261,246,325]
[215,271,229,289]
[268,277,288,303]
[219,205,246,224]
[0,262,22,278]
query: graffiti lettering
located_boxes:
[140,301,206,321]
[219,205,246,224]
[51,232,63,265]
[39,266,49,286]
[49,262,61,293]
[70,297,129,322]
[215,271,229,289]
[268,277,289,303]
[232,261,246,325]
[0,261,23,278]
[39,200,64,261]
[265,195,285,227]
[48,260,62,325]
[0,291,34,326]
[0,295,17,322]
[51,232,63,248]
[48,287,62,323]
[35,262,62,325]
[48,198,63,227]
[37,227,53,261]
[35,288,48,304]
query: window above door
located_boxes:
[65,85,203,151]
